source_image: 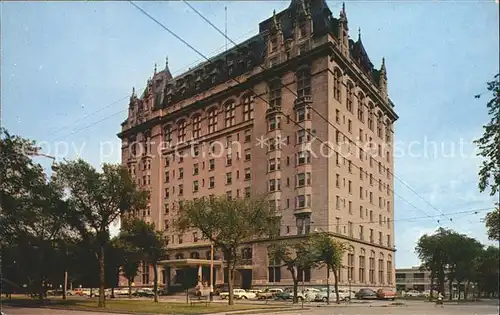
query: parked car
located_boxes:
[274,289,305,301]
[315,288,353,302]
[257,288,283,300]
[403,289,421,297]
[220,289,255,300]
[302,288,320,301]
[376,289,396,300]
[114,288,130,296]
[355,288,377,299]
[133,288,155,297]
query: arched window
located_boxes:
[143,130,151,155]
[269,78,282,107]
[177,120,187,143]
[242,94,254,121]
[175,253,184,260]
[385,119,392,142]
[359,248,366,283]
[377,111,384,139]
[346,82,354,113]
[369,251,376,284]
[224,101,236,128]
[367,102,374,131]
[192,115,202,139]
[378,253,385,284]
[129,136,137,156]
[296,68,311,98]
[357,93,365,122]
[207,107,218,133]
[387,254,393,284]
[333,69,342,101]
[163,125,172,148]
[347,246,355,282]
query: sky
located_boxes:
[1,0,499,268]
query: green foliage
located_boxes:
[268,238,318,304]
[484,206,499,241]
[309,232,347,304]
[52,159,148,307]
[416,227,498,299]
[0,129,71,298]
[120,218,167,302]
[474,73,499,196]
[176,195,278,305]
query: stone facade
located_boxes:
[118,0,398,291]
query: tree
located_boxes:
[52,159,148,308]
[0,130,72,299]
[475,74,500,241]
[176,195,278,305]
[120,218,167,302]
[114,237,140,298]
[484,206,499,241]
[475,73,500,196]
[268,239,318,304]
[415,228,451,296]
[310,232,347,304]
[475,246,499,298]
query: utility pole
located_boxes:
[209,243,214,301]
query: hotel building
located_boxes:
[118,0,398,291]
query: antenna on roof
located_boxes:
[225,6,228,51]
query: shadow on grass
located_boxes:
[1,297,286,314]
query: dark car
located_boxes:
[355,288,377,299]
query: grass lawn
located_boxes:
[1,296,285,314]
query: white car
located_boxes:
[403,290,421,297]
[234,289,256,299]
[220,289,256,300]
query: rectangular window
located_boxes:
[297,69,311,97]
[226,172,232,185]
[245,149,251,161]
[209,177,215,189]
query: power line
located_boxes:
[129,1,462,230]
[46,95,129,138]
[181,1,463,231]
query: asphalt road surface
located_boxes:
[2,300,498,315]
[1,307,130,315]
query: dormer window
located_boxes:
[271,38,278,52]
[299,24,307,38]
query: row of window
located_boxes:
[333,68,392,143]
[346,250,393,285]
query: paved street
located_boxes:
[2,300,498,315]
[1,307,129,315]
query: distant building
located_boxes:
[396,266,464,295]
[118,0,397,291]
[396,266,430,292]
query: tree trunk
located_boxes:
[333,266,340,304]
[292,279,299,304]
[430,275,434,301]
[153,262,159,303]
[98,245,106,308]
[128,278,132,299]
[457,282,461,300]
[326,265,330,305]
[448,279,453,301]
[227,258,235,306]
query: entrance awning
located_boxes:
[159,258,223,268]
